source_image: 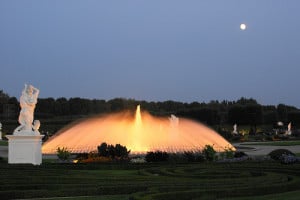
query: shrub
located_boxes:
[114,144,131,159]
[97,142,130,159]
[268,149,295,161]
[145,151,169,162]
[280,154,300,164]
[234,151,248,158]
[202,145,216,161]
[183,151,205,162]
[97,142,109,157]
[217,151,249,163]
[167,153,186,163]
[219,146,235,159]
[56,147,71,161]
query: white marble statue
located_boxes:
[14,84,40,135]
[286,122,292,136]
[232,124,238,135]
[169,114,179,127]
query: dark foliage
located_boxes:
[1,87,300,127]
[97,142,130,159]
[202,145,217,161]
[183,151,205,162]
[145,151,169,162]
[97,142,109,157]
[280,154,300,164]
[234,151,248,158]
[268,149,295,161]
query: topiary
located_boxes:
[268,149,295,161]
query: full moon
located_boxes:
[240,23,247,30]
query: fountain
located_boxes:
[42,105,235,154]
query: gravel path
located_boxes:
[234,143,300,156]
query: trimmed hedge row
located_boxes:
[0,162,300,199]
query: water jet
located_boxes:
[42,105,235,154]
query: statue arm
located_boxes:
[31,86,40,99]
[33,87,39,96]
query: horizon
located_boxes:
[2,87,299,109]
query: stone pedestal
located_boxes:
[6,135,44,165]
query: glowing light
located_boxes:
[42,106,235,154]
[240,23,247,30]
[135,105,142,128]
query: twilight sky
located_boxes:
[1,1,300,108]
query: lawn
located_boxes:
[0,161,299,200]
[223,190,300,200]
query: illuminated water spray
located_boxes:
[135,105,142,127]
[42,105,235,154]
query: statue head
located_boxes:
[25,85,34,96]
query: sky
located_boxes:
[1,1,300,108]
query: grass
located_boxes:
[33,194,130,200]
[222,190,300,200]
[241,140,300,146]
[0,161,299,200]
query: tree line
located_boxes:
[1,90,300,126]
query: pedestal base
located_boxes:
[6,135,44,165]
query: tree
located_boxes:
[228,105,244,124]
[287,111,300,126]
[36,98,56,118]
[263,106,278,124]
[228,104,262,125]
[236,97,258,105]
[0,90,9,114]
[97,142,130,159]
[114,144,130,158]
[246,104,263,126]
[57,97,70,115]
[92,99,110,113]
[277,104,297,123]
[97,142,109,157]
[108,98,126,112]
[69,98,89,115]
